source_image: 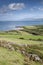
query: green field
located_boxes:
[0,25,43,44]
[0,25,43,65]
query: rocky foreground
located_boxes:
[0,40,43,65]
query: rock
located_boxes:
[29,54,42,62]
[3,45,6,48]
[11,47,14,51]
[21,50,25,55]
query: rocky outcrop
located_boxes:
[0,40,43,63]
[29,54,42,63]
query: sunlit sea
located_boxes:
[0,21,43,31]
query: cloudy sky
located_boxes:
[0,0,43,21]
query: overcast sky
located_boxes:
[0,0,43,21]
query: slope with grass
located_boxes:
[0,25,43,65]
[0,42,43,65]
[0,25,43,44]
[0,47,24,65]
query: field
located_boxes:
[0,25,43,65]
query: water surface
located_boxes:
[0,21,43,31]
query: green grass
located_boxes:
[0,25,43,65]
[0,26,43,48]
[0,47,24,65]
[0,34,43,40]
[0,46,43,65]
[0,25,43,41]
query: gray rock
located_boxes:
[29,54,42,62]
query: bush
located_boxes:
[37,38,42,41]
[19,37,24,40]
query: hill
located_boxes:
[0,25,43,65]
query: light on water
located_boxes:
[0,21,43,31]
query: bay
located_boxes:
[0,21,43,31]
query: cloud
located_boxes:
[38,8,43,11]
[8,3,25,10]
[0,5,8,13]
[30,7,43,11]
[0,3,25,14]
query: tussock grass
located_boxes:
[0,25,43,65]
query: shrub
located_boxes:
[19,37,24,40]
[37,38,42,41]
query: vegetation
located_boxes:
[0,25,43,65]
[0,47,24,65]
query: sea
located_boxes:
[0,21,43,31]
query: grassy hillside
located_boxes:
[0,25,43,65]
[0,41,43,65]
[0,25,43,44]
[0,47,24,65]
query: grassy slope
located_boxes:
[0,25,43,44]
[0,25,43,65]
[0,47,43,65]
[0,47,24,65]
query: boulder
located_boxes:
[29,54,42,63]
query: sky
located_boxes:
[0,0,43,21]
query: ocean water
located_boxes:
[0,21,43,31]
